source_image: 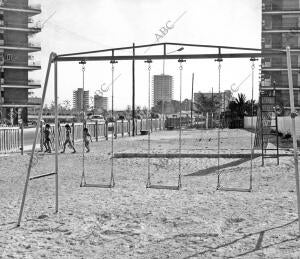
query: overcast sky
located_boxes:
[31,0,262,110]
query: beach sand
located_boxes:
[0,128,299,258]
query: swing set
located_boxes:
[16,43,300,234]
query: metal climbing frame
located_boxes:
[259,83,279,166]
[17,42,293,227]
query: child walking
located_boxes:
[61,124,76,153]
[43,124,51,153]
[83,127,92,152]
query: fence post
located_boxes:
[20,124,24,155]
[72,123,75,145]
[40,123,43,151]
[128,120,131,136]
[114,121,117,139]
[95,121,98,142]
[151,118,153,132]
[105,121,108,140]
[121,120,124,137]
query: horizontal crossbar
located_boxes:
[29,172,56,180]
[217,187,252,192]
[114,153,261,159]
[147,185,180,190]
[55,52,284,62]
[80,183,114,188]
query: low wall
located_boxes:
[244,116,300,138]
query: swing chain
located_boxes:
[80,60,86,72]
[144,59,152,188]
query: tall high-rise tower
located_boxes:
[261,0,300,114]
[0,0,41,124]
[152,74,173,106]
[73,88,89,112]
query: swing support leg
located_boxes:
[17,53,56,227]
[287,46,300,234]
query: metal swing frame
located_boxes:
[216,57,258,193]
[145,59,184,191]
[17,42,300,232]
[79,60,116,189]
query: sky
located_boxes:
[30,0,262,110]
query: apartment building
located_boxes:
[152,74,173,106]
[73,88,89,112]
[261,0,300,113]
[0,0,41,124]
[94,94,108,112]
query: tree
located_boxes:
[194,93,220,114]
[229,93,258,117]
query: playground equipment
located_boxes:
[79,60,115,188]
[216,57,258,192]
[144,59,183,190]
[15,43,300,235]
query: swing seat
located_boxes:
[217,186,251,192]
[81,183,114,188]
[146,184,180,190]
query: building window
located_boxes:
[5,54,13,61]
[297,92,300,106]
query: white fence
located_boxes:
[0,127,22,153]
[244,116,300,138]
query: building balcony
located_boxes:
[262,28,300,34]
[0,60,41,70]
[263,24,300,31]
[1,79,41,89]
[262,3,300,13]
[0,1,41,16]
[0,20,41,33]
[0,40,41,52]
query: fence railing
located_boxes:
[40,119,164,151]
[1,118,204,153]
[0,127,23,154]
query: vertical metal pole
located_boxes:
[54,60,59,213]
[178,59,185,189]
[146,60,152,188]
[110,60,116,187]
[162,44,166,128]
[216,55,222,189]
[20,123,24,155]
[17,53,55,226]
[191,73,194,126]
[250,58,257,191]
[273,82,279,165]
[132,43,135,136]
[260,95,264,166]
[80,60,86,186]
[286,46,300,233]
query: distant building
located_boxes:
[94,94,108,112]
[27,96,41,115]
[152,75,173,106]
[73,88,89,111]
[194,90,232,113]
[0,0,41,124]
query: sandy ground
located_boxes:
[0,128,300,258]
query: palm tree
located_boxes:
[235,93,246,116]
